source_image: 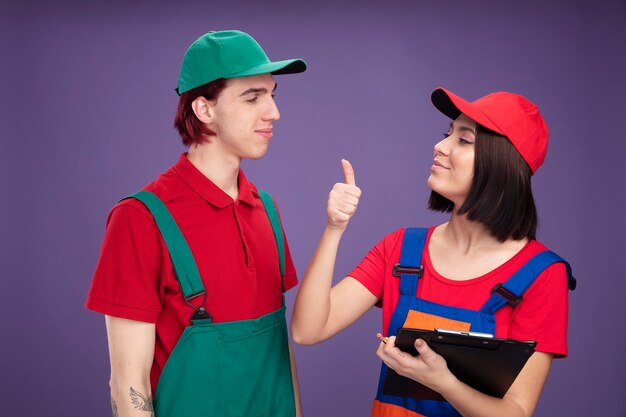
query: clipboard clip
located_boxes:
[491,283,523,307]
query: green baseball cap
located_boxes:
[176,30,307,95]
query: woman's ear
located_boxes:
[191,97,215,125]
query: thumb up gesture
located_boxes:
[327,159,362,232]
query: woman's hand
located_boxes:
[291,158,375,345]
[376,336,457,394]
[377,335,552,417]
[326,159,361,232]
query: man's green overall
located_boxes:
[128,190,296,417]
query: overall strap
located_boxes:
[258,190,286,290]
[480,250,574,315]
[395,228,428,296]
[124,191,206,300]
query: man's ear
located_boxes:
[191,97,215,125]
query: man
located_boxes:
[86,30,306,417]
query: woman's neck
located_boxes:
[439,212,503,256]
[428,211,529,280]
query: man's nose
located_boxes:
[264,97,280,121]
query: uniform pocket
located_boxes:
[154,323,221,416]
[217,320,291,417]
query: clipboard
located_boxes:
[382,328,537,401]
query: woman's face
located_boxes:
[427,113,477,206]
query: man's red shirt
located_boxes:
[86,154,298,390]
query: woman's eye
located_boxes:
[459,138,473,144]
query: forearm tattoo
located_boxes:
[111,397,119,417]
[130,386,155,416]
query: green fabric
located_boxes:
[258,189,286,279]
[177,30,306,95]
[125,190,295,416]
[154,306,295,416]
[125,191,205,299]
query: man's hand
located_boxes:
[326,159,361,232]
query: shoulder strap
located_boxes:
[258,190,286,283]
[480,250,574,315]
[127,189,287,296]
[396,228,428,296]
[124,191,205,299]
[399,228,428,269]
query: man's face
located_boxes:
[207,73,280,161]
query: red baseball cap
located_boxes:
[431,88,549,174]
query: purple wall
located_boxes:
[2,0,625,415]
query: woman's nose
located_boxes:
[434,137,450,155]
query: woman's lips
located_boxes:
[432,159,448,169]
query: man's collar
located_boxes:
[173,153,257,208]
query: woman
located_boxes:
[291,88,574,417]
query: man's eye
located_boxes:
[246,96,258,103]
[442,132,451,138]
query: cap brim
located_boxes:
[431,88,504,135]
[224,58,307,79]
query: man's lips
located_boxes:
[255,128,273,139]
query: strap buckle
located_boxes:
[392,264,424,278]
[491,283,523,308]
[568,276,577,291]
[185,291,211,321]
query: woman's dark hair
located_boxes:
[428,124,537,242]
[174,78,228,146]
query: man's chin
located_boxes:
[244,148,270,160]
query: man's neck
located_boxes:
[186,145,241,201]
